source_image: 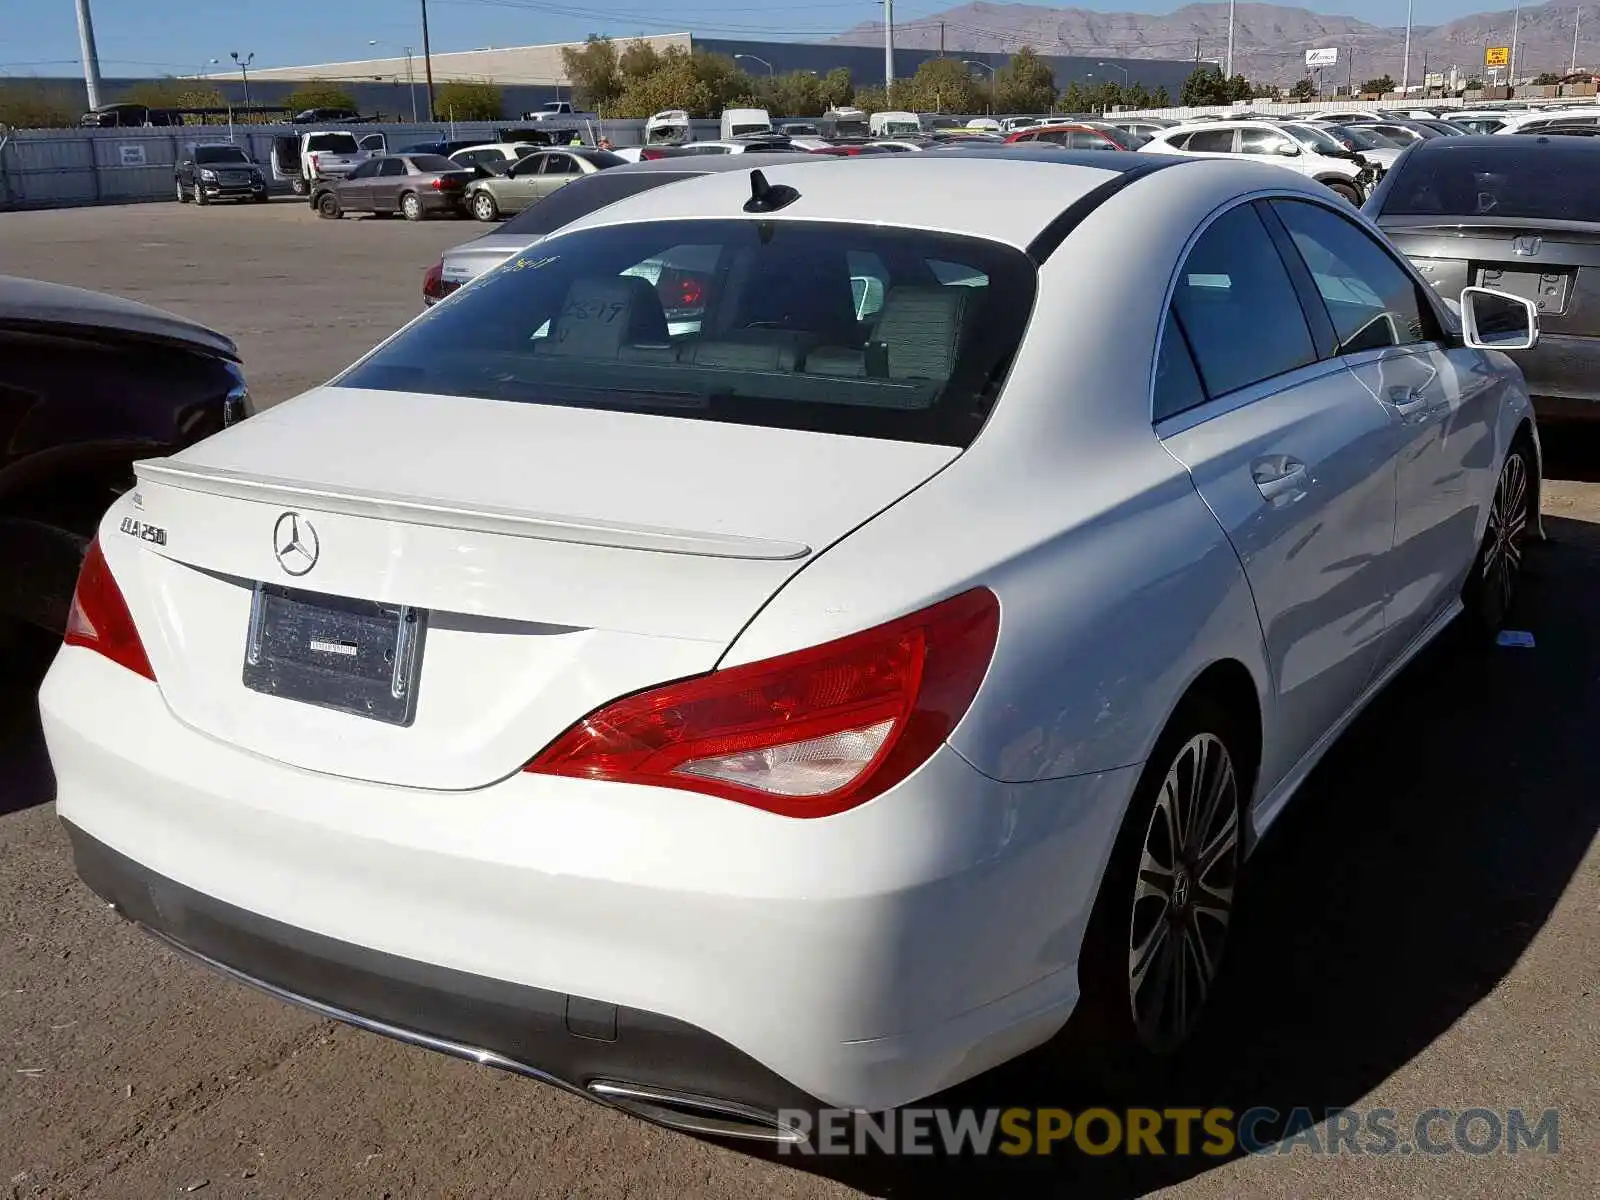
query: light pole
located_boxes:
[883,0,895,96]
[371,41,420,122]
[196,57,218,79]
[230,50,254,108]
[733,54,774,78]
[1097,61,1130,86]
[419,0,436,122]
[1574,7,1584,76]
[74,0,103,110]
[1510,0,1523,83]
[1402,0,1414,93]
[1225,0,1236,79]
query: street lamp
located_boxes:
[230,50,254,108]
[962,58,996,80]
[195,57,218,79]
[734,54,775,77]
[1097,61,1130,86]
[371,40,420,122]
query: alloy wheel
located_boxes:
[1481,450,1530,623]
[1128,732,1239,1054]
[474,193,495,221]
[403,193,422,221]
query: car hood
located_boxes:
[0,275,238,360]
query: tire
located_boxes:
[1461,437,1535,638]
[471,191,499,222]
[401,192,424,222]
[291,177,309,196]
[316,192,342,219]
[1325,181,1361,204]
[175,179,188,203]
[252,192,269,204]
[194,185,209,206]
[1059,693,1247,1088]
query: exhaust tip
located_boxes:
[587,1080,806,1144]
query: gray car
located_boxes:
[426,153,820,304]
[463,148,625,222]
[313,154,474,221]
[1366,134,1600,421]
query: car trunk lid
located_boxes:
[112,387,956,790]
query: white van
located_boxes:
[721,107,772,139]
[645,109,692,145]
[870,111,922,137]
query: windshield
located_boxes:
[1284,124,1349,154]
[340,218,1036,447]
[1335,126,1397,150]
[306,133,360,154]
[195,146,249,164]
[1378,144,1600,221]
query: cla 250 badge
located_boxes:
[119,517,168,547]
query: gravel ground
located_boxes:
[0,202,1594,1199]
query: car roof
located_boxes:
[0,276,237,360]
[1404,132,1600,156]
[551,155,1186,251]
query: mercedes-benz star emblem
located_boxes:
[272,512,319,577]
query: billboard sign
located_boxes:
[1305,48,1339,68]
[1486,46,1511,68]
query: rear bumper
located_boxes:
[1519,333,1600,419]
[65,822,812,1139]
[419,191,465,213]
[42,646,1135,1112]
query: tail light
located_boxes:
[308,152,321,172]
[640,147,669,160]
[525,589,999,817]
[422,259,457,305]
[64,537,155,681]
[431,175,464,190]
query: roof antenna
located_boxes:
[744,168,800,214]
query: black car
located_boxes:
[0,277,250,636]
[312,154,474,221]
[175,143,269,205]
[1365,134,1600,422]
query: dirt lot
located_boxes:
[0,201,1596,1200]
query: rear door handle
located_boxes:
[1252,455,1310,504]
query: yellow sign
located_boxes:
[1486,46,1510,68]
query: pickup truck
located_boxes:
[270,130,384,196]
[523,101,598,123]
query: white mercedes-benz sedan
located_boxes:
[42,151,1543,1140]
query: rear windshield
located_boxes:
[498,171,700,237]
[338,218,1036,446]
[306,133,359,153]
[409,154,458,172]
[1379,146,1600,221]
[194,145,249,164]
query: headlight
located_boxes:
[199,168,217,181]
[222,362,252,426]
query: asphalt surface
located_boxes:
[0,201,1595,1200]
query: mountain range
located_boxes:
[832,3,1591,86]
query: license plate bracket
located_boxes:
[242,584,426,726]
[1478,266,1571,315]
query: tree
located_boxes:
[1058,81,1093,114]
[434,80,502,121]
[819,67,853,109]
[993,45,1056,114]
[1534,71,1564,86]
[282,81,357,113]
[1361,75,1396,95]
[903,57,986,113]
[115,79,225,110]
[619,39,661,82]
[1152,85,1171,107]
[1179,66,1229,106]
[559,36,623,111]
[762,71,826,118]
[1290,77,1318,100]
[1465,77,1484,90]
[0,80,78,128]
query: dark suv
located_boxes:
[175,143,268,205]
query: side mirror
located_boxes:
[1461,286,1539,351]
[1274,142,1301,156]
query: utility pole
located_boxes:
[939,22,945,58]
[1225,0,1235,78]
[1510,0,1523,83]
[73,0,104,111]
[884,0,895,96]
[420,0,437,121]
[1574,7,1583,75]
[1402,0,1414,93]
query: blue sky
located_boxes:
[0,2,1513,76]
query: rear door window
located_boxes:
[306,133,360,154]
[1185,129,1237,153]
[1171,204,1317,397]
[338,219,1038,447]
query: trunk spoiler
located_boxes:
[134,458,812,561]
